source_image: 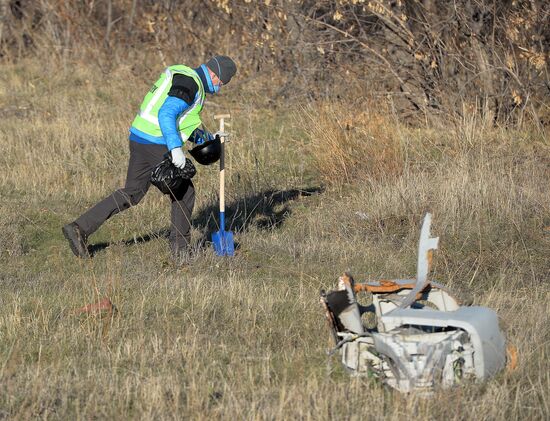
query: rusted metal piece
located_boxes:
[338,272,355,290]
[319,293,340,345]
[73,297,117,316]
[506,345,519,371]
[355,280,419,294]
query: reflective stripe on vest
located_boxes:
[138,68,172,125]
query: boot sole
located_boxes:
[62,225,90,258]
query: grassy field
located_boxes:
[1,59,549,420]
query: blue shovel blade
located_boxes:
[212,230,235,256]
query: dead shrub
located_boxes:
[300,102,403,185]
[2,1,547,122]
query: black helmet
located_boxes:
[189,135,221,165]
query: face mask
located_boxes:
[212,57,223,94]
[200,64,220,95]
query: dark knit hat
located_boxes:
[205,55,237,85]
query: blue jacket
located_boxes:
[129,65,216,149]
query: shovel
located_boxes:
[212,114,235,256]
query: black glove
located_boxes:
[151,155,196,195]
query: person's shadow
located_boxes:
[88,186,323,256]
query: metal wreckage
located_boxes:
[320,213,516,393]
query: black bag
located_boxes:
[151,155,196,195]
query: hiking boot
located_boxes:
[62,222,90,258]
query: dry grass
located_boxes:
[301,102,404,185]
[0,59,549,420]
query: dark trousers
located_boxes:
[75,141,195,252]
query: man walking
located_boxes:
[62,55,237,258]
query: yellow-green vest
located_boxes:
[131,65,205,141]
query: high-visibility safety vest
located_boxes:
[131,65,205,141]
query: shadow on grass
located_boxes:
[88,229,170,257]
[195,186,324,232]
[87,186,323,256]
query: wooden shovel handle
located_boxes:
[214,114,230,213]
